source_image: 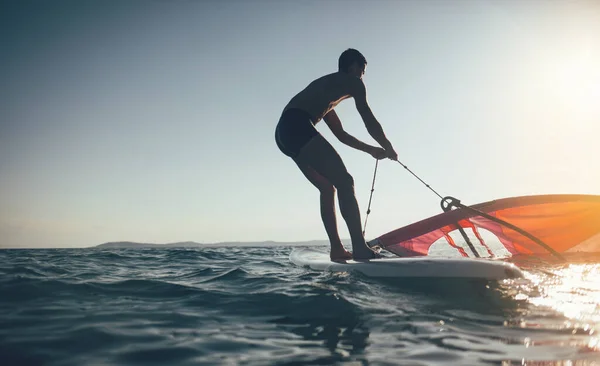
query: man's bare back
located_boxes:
[284,72,361,125]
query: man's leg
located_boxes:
[293,161,352,260]
[296,135,378,259]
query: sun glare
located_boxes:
[526,264,600,325]
[553,50,600,119]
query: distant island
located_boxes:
[94,240,343,249]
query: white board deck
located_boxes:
[289,248,524,280]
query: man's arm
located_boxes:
[322,110,380,155]
[353,79,395,154]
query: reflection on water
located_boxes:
[526,264,600,324]
[495,262,600,364]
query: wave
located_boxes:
[1,247,599,365]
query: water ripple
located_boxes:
[1,247,599,365]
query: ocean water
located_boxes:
[1,247,599,366]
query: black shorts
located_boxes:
[275,108,318,158]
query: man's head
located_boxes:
[338,48,367,79]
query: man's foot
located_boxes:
[330,247,353,262]
[352,247,381,260]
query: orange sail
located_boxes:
[370,195,600,258]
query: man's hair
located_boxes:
[338,48,367,73]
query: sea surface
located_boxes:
[1,246,599,366]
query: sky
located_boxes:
[1,0,599,248]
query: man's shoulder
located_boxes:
[340,73,365,96]
[318,72,364,92]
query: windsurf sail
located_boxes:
[368,194,600,258]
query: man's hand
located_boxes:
[368,146,387,160]
[385,146,398,161]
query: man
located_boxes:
[275,48,398,261]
